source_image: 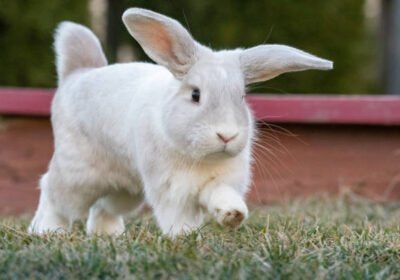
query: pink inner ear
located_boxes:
[137,20,174,62]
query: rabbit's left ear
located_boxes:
[123,8,198,78]
[239,44,333,85]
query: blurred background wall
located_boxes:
[0,0,386,94]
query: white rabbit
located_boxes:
[28,8,332,237]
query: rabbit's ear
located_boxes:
[239,44,333,85]
[123,8,198,78]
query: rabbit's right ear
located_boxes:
[123,8,198,79]
[239,44,333,85]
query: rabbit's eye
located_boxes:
[191,88,200,103]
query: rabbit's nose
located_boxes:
[216,132,238,144]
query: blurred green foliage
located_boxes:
[121,0,378,94]
[0,0,379,93]
[0,0,88,87]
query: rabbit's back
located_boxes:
[53,62,173,146]
[49,62,174,190]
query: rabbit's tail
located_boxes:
[54,21,107,85]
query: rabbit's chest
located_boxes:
[159,164,231,194]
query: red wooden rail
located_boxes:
[248,94,400,125]
[0,88,53,116]
[1,87,400,125]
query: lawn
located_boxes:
[1,195,399,279]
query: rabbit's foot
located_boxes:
[218,209,245,227]
[86,207,125,236]
[28,213,69,235]
[200,184,249,228]
[28,189,69,235]
[214,199,248,228]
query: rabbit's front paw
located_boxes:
[214,201,248,228]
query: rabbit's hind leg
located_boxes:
[29,165,108,235]
[86,190,143,236]
[28,174,69,234]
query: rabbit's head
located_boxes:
[123,8,332,161]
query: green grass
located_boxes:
[1,195,399,279]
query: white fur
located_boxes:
[29,8,332,237]
[55,22,107,84]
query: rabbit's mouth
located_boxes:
[198,134,247,161]
[204,151,234,161]
[203,147,239,161]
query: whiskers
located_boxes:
[251,122,301,203]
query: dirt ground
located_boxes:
[1,117,400,215]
